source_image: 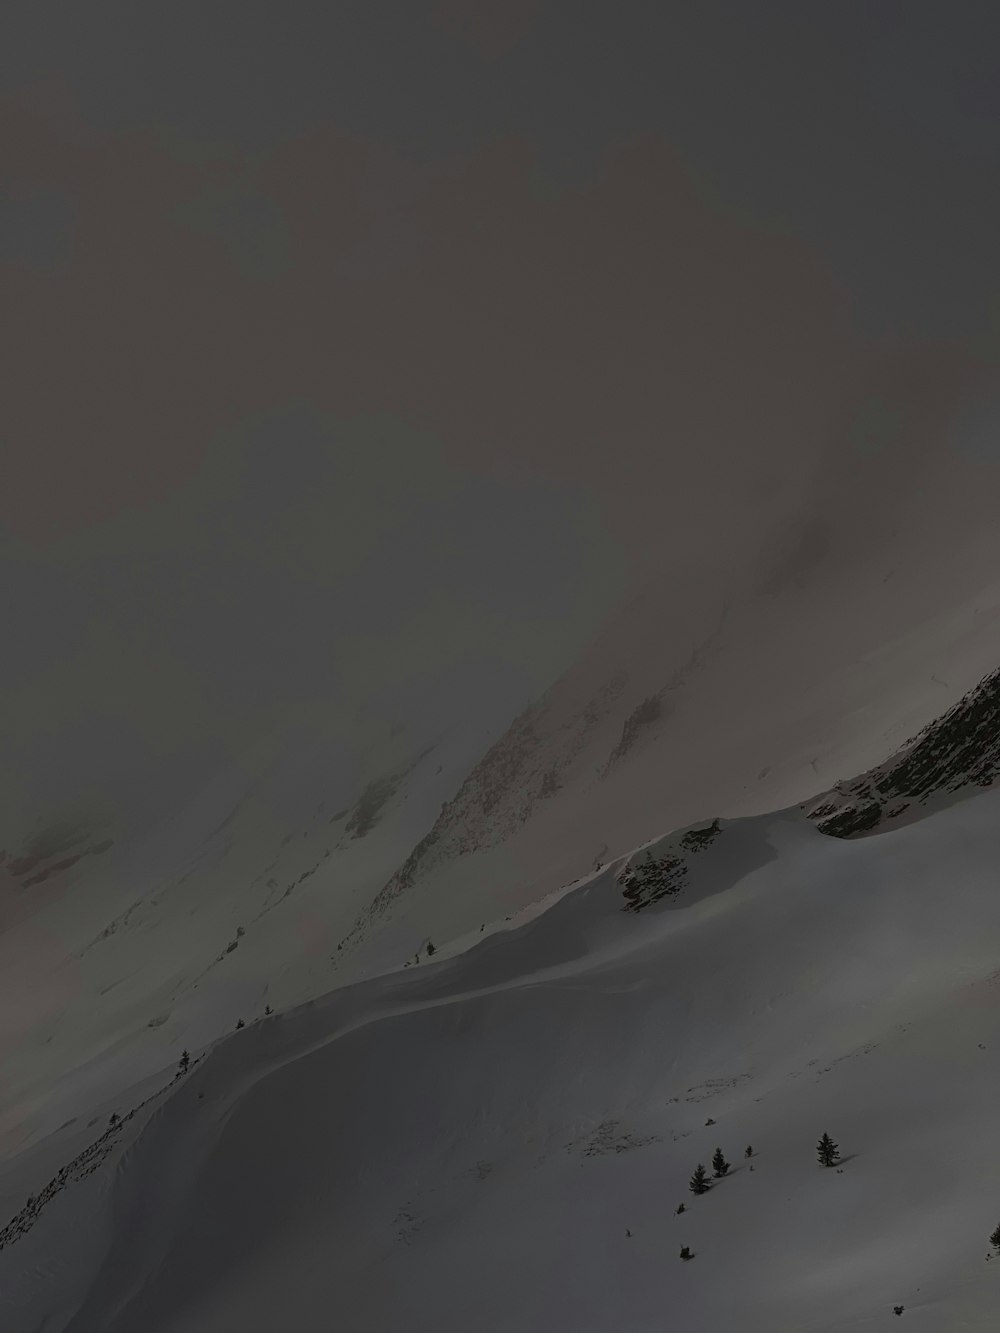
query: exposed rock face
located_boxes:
[617,819,723,913]
[804,666,1000,839]
[369,653,1000,926]
[370,676,630,916]
[618,663,1000,912]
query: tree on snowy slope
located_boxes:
[990,1222,1000,1250]
[816,1132,840,1167]
[712,1147,730,1177]
[689,1164,711,1195]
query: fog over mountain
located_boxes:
[4,0,1000,846]
[3,3,1000,1329]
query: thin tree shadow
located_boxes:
[830,1153,858,1169]
[712,1165,744,1183]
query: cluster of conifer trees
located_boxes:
[677,1135,842,1260]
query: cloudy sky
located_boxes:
[2,0,999,840]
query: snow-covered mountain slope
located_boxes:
[5,439,1000,1152]
[6,516,1000,1163]
[348,542,1000,964]
[802,662,1000,838]
[611,657,1000,914]
[6,780,1000,1331]
[0,709,502,1154]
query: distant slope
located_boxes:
[350,550,1000,961]
[0,713,496,1152]
[606,659,1000,914]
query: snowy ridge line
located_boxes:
[614,658,1000,908]
[803,662,1000,837]
[616,818,724,911]
[361,624,731,924]
[0,1065,196,1253]
[351,653,1000,950]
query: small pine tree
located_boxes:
[689,1164,711,1195]
[990,1223,1000,1250]
[679,1246,693,1260]
[817,1132,840,1167]
[264,1004,273,1015]
[712,1147,730,1177]
[675,1202,685,1214]
[745,1144,754,1158]
[178,1050,190,1074]
[236,1018,245,1030]
[426,941,436,956]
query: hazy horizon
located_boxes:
[4,0,1000,844]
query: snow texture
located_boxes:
[6,776,1000,1329]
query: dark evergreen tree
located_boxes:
[990,1223,1000,1250]
[236,1018,245,1029]
[712,1147,730,1177]
[689,1164,711,1195]
[264,1004,273,1015]
[426,941,436,956]
[675,1202,686,1215]
[679,1246,693,1260]
[817,1132,840,1167]
[178,1050,190,1074]
[744,1144,754,1158]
